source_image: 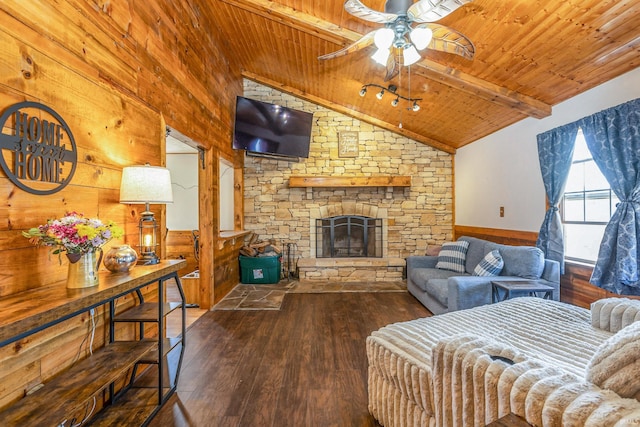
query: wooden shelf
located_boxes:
[140,337,183,363]
[289,175,411,188]
[113,302,182,322]
[0,341,154,425]
[219,230,252,239]
[217,229,252,250]
[0,260,187,425]
[88,388,160,426]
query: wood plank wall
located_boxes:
[0,0,243,410]
[454,225,636,309]
[166,231,199,278]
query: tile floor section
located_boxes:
[213,280,407,310]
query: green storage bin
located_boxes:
[239,255,281,284]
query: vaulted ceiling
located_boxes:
[210,0,640,153]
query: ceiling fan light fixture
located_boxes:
[410,27,433,51]
[376,89,385,100]
[373,27,395,49]
[359,87,367,97]
[371,47,391,65]
[403,44,421,66]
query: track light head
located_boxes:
[412,101,420,111]
[391,97,399,107]
[359,87,367,97]
[376,90,385,100]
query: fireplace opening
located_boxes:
[316,215,382,258]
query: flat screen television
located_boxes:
[232,96,314,159]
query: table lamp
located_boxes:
[119,164,173,265]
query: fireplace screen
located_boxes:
[316,215,382,258]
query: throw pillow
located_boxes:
[435,240,470,273]
[473,250,504,276]
[586,320,640,399]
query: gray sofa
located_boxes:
[407,236,560,314]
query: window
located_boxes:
[219,157,235,231]
[561,129,618,264]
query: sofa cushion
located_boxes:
[488,244,545,279]
[472,250,504,276]
[586,320,640,399]
[424,279,449,307]
[436,240,470,273]
[459,236,487,275]
[409,267,460,292]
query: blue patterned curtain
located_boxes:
[580,98,640,295]
[536,123,578,273]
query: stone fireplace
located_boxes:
[316,215,382,258]
[241,80,455,283]
[295,202,404,281]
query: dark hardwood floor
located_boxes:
[149,291,430,427]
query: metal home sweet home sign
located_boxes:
[0,101,77,195]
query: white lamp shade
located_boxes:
[410,27,433,50]
[371,48,391,65]
[373,28,395,49]
[120,165,174,204]
[403,44,421,66]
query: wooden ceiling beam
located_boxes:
[219,0,552,119]
[242,71,457,154]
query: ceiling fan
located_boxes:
[319,0,475,81]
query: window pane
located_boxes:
[564,223,606,263]
[561,128,615,264]
[563,194,584,221]
[564,163,584,192]
[584,161,609,190]
[572,130,591,161]
[585,190,612,222]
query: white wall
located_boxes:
[166,153,199,230]
[455,67,640,232]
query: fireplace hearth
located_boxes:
[316,215,382,258]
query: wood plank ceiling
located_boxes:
[208,0,640,153]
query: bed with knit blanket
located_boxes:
[366,297,640,426]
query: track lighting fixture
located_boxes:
[358,83,421,111]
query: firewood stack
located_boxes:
[240,233,282,257]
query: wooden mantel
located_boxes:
[289,175,411,188]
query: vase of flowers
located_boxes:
[66,251,102,288]
[22,212,124,288]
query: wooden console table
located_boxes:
[0,259,186,425]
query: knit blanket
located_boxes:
[366,297,619,427]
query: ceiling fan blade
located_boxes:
[417,23,475,60]
[408,0,473,23]
[318,31,376,61]
[344,0,399,24]
[384,51,400,81]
